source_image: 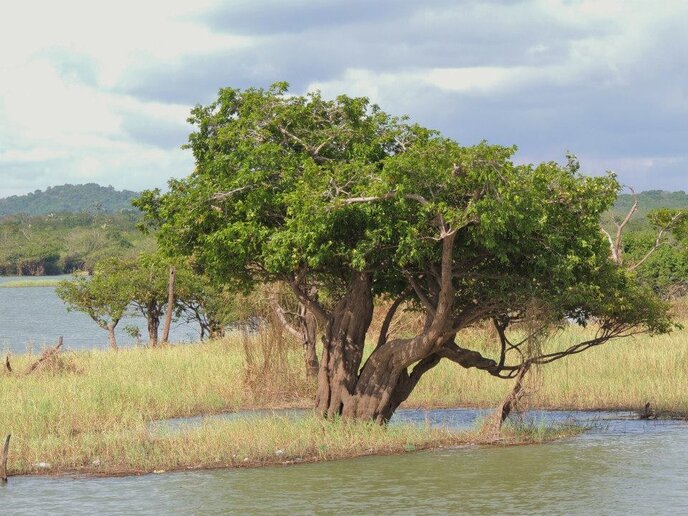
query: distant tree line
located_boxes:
[0,212,154,275]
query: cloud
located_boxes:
[0,0,686,197]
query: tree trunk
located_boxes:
[484,363,531,438]
[147,302,160,347]
[161,266,176,344]
[315,272,374,418]
[107,324,118,350]
[300,303,319,377]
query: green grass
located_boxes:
[0,279,63,288]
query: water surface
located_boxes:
[0,276,199,352]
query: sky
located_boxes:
[0,0,686,198]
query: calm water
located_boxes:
[1,409,686,515]
[0,276,200,352]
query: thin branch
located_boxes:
[343,192,429,205]
[404,273,436,316]
[269,292,303,340]
[210,186,252,202]
[376,290,411,349]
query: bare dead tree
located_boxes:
[601,187,638,266]
[601,186,686,270]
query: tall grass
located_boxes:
[0,313,685,475]
[409,323,688,415]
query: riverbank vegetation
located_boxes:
[0,318,685,475]
[0,279,63,288]
[0,211,153,276]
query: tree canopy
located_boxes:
[137,83,673,423]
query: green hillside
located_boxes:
[611,190,688,218]
[0,183,139,216]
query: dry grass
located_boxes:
[409,323,688,416]
[9,414,580,476]
[0,306,685,476]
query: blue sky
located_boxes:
[0,0,686,197]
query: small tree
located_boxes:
[56,262,131,349]
[177,274,242,340]
[122,254,198,347]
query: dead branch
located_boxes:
[25,336,63,375]
[485,362,532,438]
[210,185,252,202]
[1,434,9,483]
[611,187,638,265]
[629,211,685,271]
[343,192,429,205]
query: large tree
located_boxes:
[137,83,672,423]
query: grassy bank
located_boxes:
[0,322,685,476]
[0,279,63,288]
[9,415,578,476]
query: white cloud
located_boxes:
[0,0,686,196]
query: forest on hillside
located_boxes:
[0,211,154,275]
[0,183,139,217]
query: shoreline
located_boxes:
[1,333,686,479]
[6,419,584,479]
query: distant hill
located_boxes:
[0,184,140,216]
[612,190,688,219]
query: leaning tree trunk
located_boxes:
[315,272,374,418]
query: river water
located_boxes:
[1,409,686,515]
[0,277,200,352]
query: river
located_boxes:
[1,408,686,515]
[0,276,200,353]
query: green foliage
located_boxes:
[56,264,131,330]
[0,183,139,217]
[0,211,154,275]
[139,83,671,338]
[57,253,247,344]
